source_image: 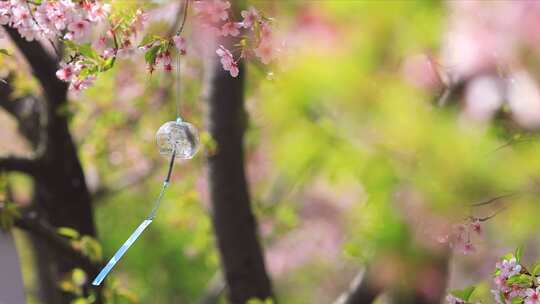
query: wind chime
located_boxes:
[92,34,199,286]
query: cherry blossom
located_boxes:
[461,242,475,255]
[470,219,481,234]
[525,287,540,304]
[130,8,148,34]
[496,257,522,278]
[446,294,465,304]
[56,62,75,82]
[173,35,187,55]
[221,22,240,37]
[88,2,110,22]
[67,18,90,42]
[216,45,238,77]
[2,0,275,91]
[254,39,274,64]
[70,75,95,93]
[240,6,259,29]
[193,0,230,23]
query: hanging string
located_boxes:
[176,50,182,122]
[92,2,189,286]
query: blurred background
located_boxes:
[2,1,540,303]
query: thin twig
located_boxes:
[167,0,190,38]
[471,192,518,207]
[477,206,507,222]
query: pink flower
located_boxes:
[445,294,465,304]
[11,5,32,28]
[102,48,116,59]
[496,258,522,278]
[470,219,481,234]
[491,289,509,304]
[525,287,540,304]
[254,39,274,64]
[92,35,107,52]
[173,35,187,55]
[221,22,240,37]
[56,63,74,81]
[461,241,475,255]
[493,276,508,291]
[216,45,239,77]
[260,21,272,39]
[240,6,259,29]
[194,0,230,23]
[88,2,110,22]
[131,9,148,34]
[162,51,172,72]
[69,75,95,92]
[66,19,90,42]
[509,284,526,298]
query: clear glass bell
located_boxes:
[156,120,199,159]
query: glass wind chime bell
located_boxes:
[92,52,198,286]
[156,119,199,159]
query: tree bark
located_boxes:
[204,41,274,303]
[334,270,381,304]
[2,27,100,304]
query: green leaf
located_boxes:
[515,245,524,263]
[138,34,160,47]
[0,49,10,56]
[70,298,89,304]
[502,253,515,261]
[506,274,532,286]
[79,236,102,262]
[450,286,475,302]
[0,201,20,231]
[531,262,540,276]
[71,268,87,287]
[57,227,80,239]
[144,45,160,67]
[78,43,99,61]
[511,297,524,304]
[100,57,115,72]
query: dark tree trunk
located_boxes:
[204,41,274,303]
[334,270,381,304]
[2,27,100,304]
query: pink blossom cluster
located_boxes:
[438,218,482,255]
[491,256,540,304]
[447,251,540,304]
[57,7,151,92]
[0,0,109,42]
[489,256,540,304]
[55,60,95,91]
[193,0,276,77]
[138,33,187,73]
[3,0,275,92]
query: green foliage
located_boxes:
[0,200,19,231]
[0,175,19,231]
[57,227,103,262]
[515,245,524,263]
[450,286,475,302]
[59,268,138,304]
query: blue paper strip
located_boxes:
[92,219,153,286]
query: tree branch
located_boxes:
[0,155,39,175]
[3,26,67,106]
[14,209,99,274]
